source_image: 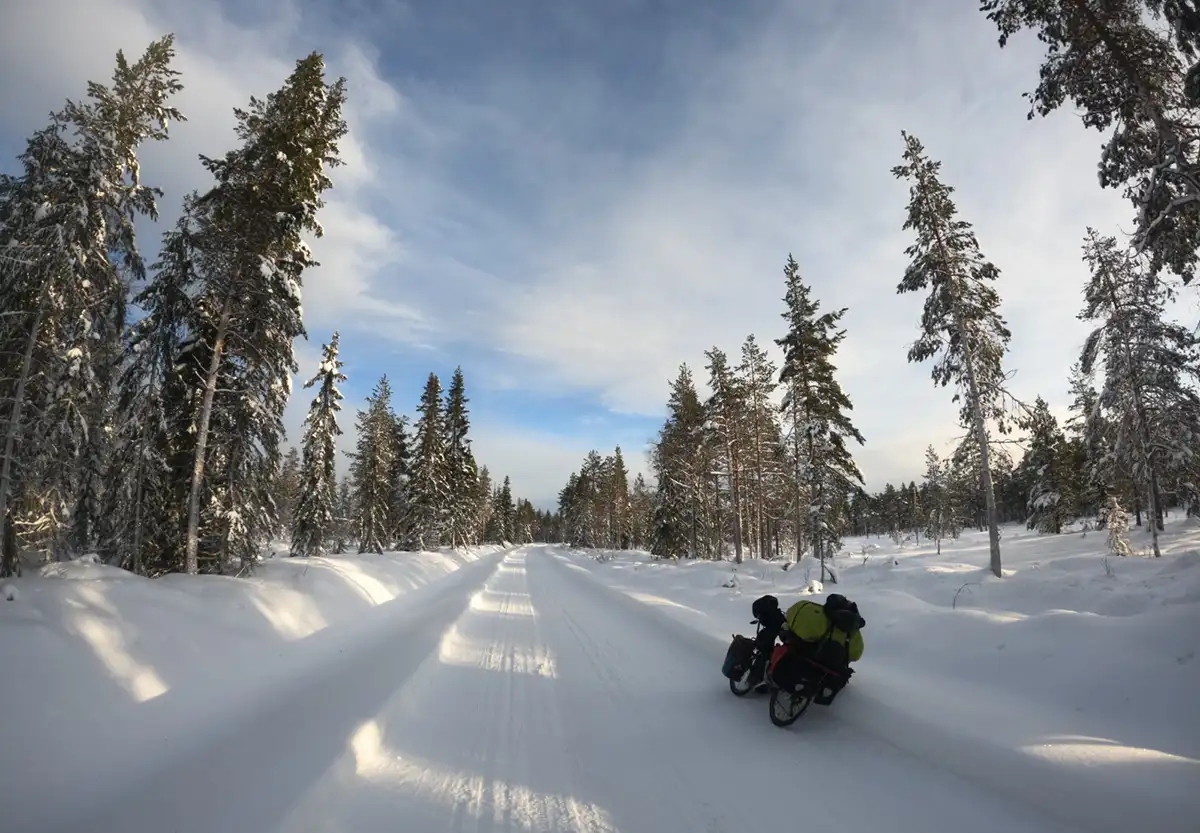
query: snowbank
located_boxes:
[552,519,1200,833]
[0,545,507,833]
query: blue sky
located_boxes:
[0,0,1145,508]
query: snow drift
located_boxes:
[0,545,507,833]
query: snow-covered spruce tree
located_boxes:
[180,53,347,574]
[1079,228,1200,555]
[775,255,865,578]
[333,477,353,554]
[474,465,494,543]
[1105,494,1134,557]
[704,347,748,563]
[386,411,410,547]
[513,498,537,544]
[921,445,959,554]
[1017,396,1075,534]
[350,376,396,554]
[490,476,516,543]
[604,447,631,549]
[894,132,1013,577]
[290,332,346,557]
[407,372,450,549]
[276,447,302,539]
[443,367,479,546]
[981,0,1200,283]
[739,335,784,559]
[0,36,184,576]
[1064,361,1110,521]
[559,453,601,547]
[102,212,196,574]
[629,472,655,549]
[650,364,709,559]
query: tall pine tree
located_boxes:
[0,36,184,575]
[350,376,396,554]
[407,373,450,548]
[443,367,479,546]
[387,412,411,547]
[704,348,747,563]
[894,132,1013,577]
[180,53,347,574]
[1017,396,1074,534]
[651,364,708,559]
[291,332,346,557]
[775,255,865,578]
[1079,228,1200,555]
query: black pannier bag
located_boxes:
[722,634,756,679]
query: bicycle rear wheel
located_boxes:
[768,686,813,727]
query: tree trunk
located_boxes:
[791,399,805,563]
[0,304,45,578]
[184,293,233,575]
[691,475,700,561]
[130,473,145,575]
[960,345,1003,578]
[1145,448,1163,557]
[729,464,744,564]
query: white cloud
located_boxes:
[3,0,1182,505]
[450,0,1140,489]
[0,0,428,342]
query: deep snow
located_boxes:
[1,521,1197,832]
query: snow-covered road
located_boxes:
[76,548,1077,833]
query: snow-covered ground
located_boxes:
[1,523,1197,833]
[0,545,506,833]
[561,519,1200,833]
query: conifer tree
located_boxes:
[775,255,865,578]
[474,465,494,543]
[1065,361,1109,520]
[0,36,184,575]
[291,332,346,557]
[1079,228,1200,555]
[606,446,631,548]
[276,447,302,538]
[1018,397,1074,534]
[651,364,708,558]
[102,213,195,574]
[408,373,450,548]
[387,412,411,547]
[739,335,783,559]
[981,0,1200,282]
[443,367,479,546]
[333,477,353,554]
[704,348,747,563]
[894,132,1012,577]
[493,476,515,542]
[513,498,537,544]
[629,472,655,550]
[180,53,347,574]
[350,376,396,553]
[921,446,958,553]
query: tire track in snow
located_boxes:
[529,556,736,832]
[305,547,616,833]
